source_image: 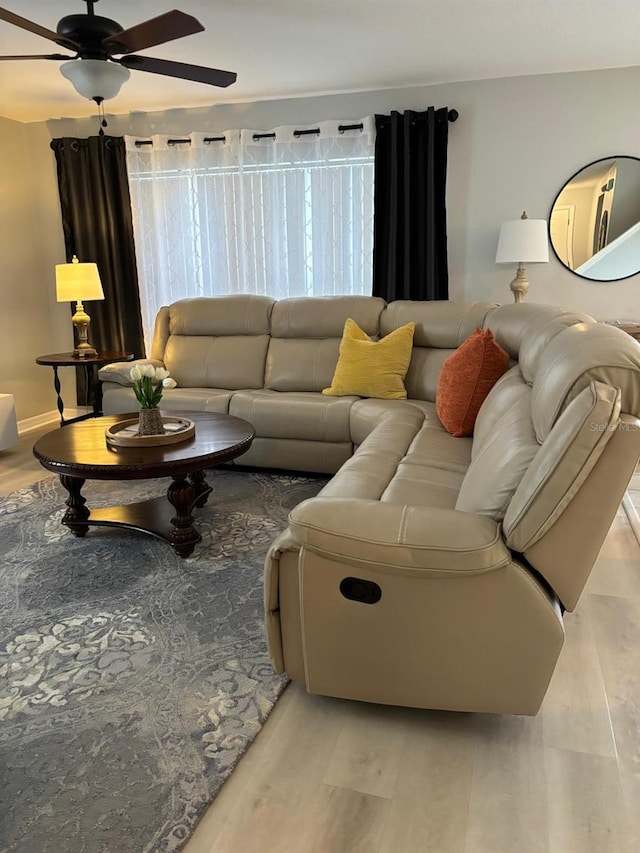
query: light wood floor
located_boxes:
[2,430,639,853]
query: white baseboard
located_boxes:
[18,410,60,435]
[622,492,640,548]
[18,407,94,435]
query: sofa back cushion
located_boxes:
[472,366,532,452]
[168,295,275,336]
[265,296,386,392]
[531,323,640,441]
[150,306,171,361]
[163,295,275,390]
[503,382,623,611]
[482,303,594,364]
[504,382,621,554]
[456,319,637,524]
[455,391,539,520]
[380,301,497,401]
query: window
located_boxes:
[126,120,375,350]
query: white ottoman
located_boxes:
[0,393,19,449]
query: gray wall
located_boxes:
[47,65,640,318]
[0,118,72,421]
[6,65,640,420]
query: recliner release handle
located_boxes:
[339,577,382,604]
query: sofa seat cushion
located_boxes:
[318,407,424,500]
[102,386,233,415]
[381,461,465,510]
[354,411,424,464]
[233,437,351,475]
[404,399,444,424]
[318,454,401,500]
[157,388,234,413]
[229,390,357,442]
[349,398,425,446]
[403,425,473,474]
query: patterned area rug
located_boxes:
[0,470,325,853]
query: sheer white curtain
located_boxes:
[125,119,375,351]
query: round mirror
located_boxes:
[549,156,640,281]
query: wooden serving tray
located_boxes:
[105,416,196,448]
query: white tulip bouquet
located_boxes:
[129,364,177,409]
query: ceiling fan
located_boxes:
[0,0,237,105]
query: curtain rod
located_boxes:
[133,124,365,147]
[133,110,459,147]
[134,136,225,147]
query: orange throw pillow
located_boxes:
[436,328,510,437]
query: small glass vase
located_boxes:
[138,406,164,436]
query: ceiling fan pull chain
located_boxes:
[93,96,108,136]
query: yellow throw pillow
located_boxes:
[323,318,416,399]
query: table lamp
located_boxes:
[56,255,105,357]
[496,212,549,302]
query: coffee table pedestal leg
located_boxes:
[167,475,202,557]
[60,475,90,536]
[189,469,212,508]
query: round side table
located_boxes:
[36,351,134,426]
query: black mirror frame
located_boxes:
[548,154,640,283]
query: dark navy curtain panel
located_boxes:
[51,135,145,359]
[372,107,453,301]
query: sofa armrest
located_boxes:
[97,358,164,387]
[288,498,510,577]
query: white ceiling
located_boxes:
[1,0,638,123]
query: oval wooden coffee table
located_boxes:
[33,412,255,558]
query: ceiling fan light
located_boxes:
[60,59,130,101]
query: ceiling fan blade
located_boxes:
[0,7,79,50]
[119,55,237,88]
[0,53,73,61]
[103,10,204,55]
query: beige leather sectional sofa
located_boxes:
[100,295,640,714]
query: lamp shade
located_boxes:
[496,216,549,264]
[56,256,105,302]
[60,59,130,101]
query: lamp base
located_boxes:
[509,264,530,303]
[72,302,98,358]
[73,343,98,358]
